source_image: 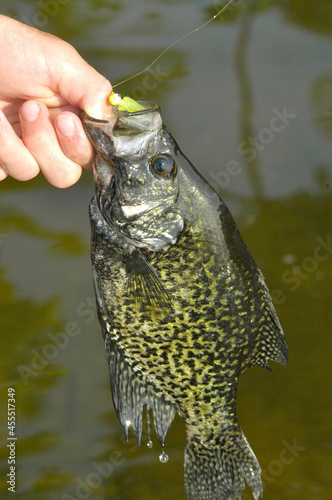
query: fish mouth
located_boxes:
[81,102,161,136]
[81,102,163,159]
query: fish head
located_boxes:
[82,100,221,252]
[81,102,189,251]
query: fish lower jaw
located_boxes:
[120,203,152,217]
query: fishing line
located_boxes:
[113,0,236,88]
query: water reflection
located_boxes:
[286,0,332,34]
[234,0,264,200]
[311,72,332,143]
[0,0,331,499]
[0,177,88,497]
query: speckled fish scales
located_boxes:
[81,101,288,500]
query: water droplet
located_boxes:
[147,440,153,448]
[159,450,169,463]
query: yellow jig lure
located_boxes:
[109,92,145,112]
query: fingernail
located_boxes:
[56,115,75,138]
[20,101,40,122]
[88,105,103,120]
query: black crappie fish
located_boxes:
[81,99,288,500]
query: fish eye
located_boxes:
[150,154,176,179]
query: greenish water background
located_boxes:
[0,1,331,499]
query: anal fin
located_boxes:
[105,335,177,447]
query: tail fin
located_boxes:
[184,429,263,500]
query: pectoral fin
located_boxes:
[125,250,172,315]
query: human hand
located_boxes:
[0,15,112,188]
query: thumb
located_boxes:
[47,41,113,119]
